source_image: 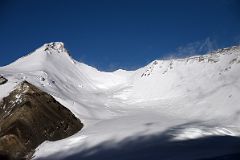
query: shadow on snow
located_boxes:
[39,124,240,160]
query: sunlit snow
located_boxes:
[1,42,240,159]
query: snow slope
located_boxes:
[1,42,240,159]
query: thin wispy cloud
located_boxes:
[234,35,240,45]
[160,37,218,60]
[176,37,217,57]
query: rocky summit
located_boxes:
[0,81,83,159]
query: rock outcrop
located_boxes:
[0,81,83,159]
[0,75,8,85]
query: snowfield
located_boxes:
[1,42,240,160]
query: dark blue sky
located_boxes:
[1,0,240,71]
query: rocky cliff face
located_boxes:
[0,81,83,159]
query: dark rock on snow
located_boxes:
[0,75,8,85]
[0,81,83,159]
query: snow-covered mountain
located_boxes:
[1,42,240,160]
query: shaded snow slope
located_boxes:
[1,42,240,159]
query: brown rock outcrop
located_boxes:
[0,81,83,159]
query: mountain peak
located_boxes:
[43,42,66,53]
